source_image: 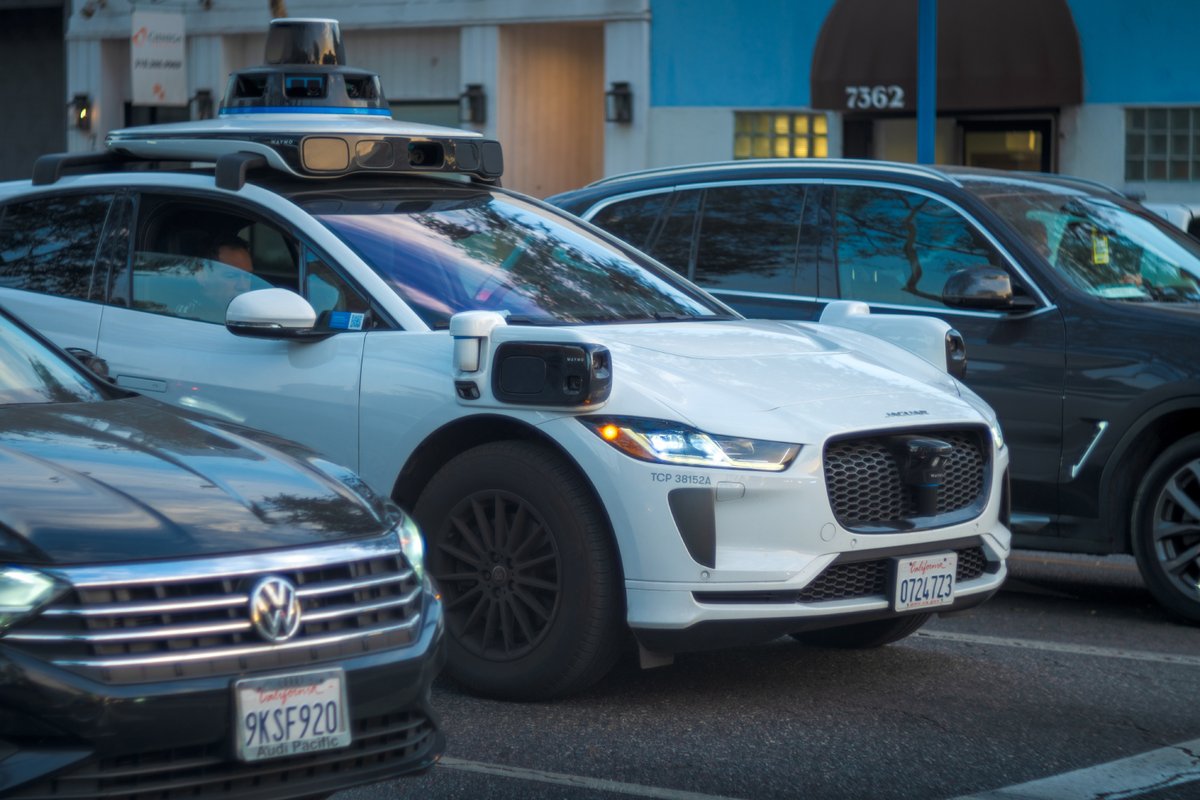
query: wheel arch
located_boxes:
[1100,396,1200,553]
[391,414,625,578]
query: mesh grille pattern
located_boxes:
[8,546,421,685]
[8,711,438,800]
[824,431,987,530]
[694,546,989,605]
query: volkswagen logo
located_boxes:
[248,575,303,643]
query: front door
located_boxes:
[94,194,368,471]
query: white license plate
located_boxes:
[234,668,351,762]
[891,552,958,612]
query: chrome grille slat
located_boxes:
[43,595,248,617]
[6,531,424,684]
[296,570,414,597]
[301,586,422,622]
[6,619,252,643]
[53,617,420,669]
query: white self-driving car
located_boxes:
[0,19,1009,700]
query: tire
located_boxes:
[1131,434,1200,623]
[413,440,624,700]
[790,612,931,648]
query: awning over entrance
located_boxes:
[810,0,1082,113]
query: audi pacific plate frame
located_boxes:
[0,304,443,799]
[3,18,1011,701]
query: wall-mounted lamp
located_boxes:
[459,84,486,125]
[191,88,214,120]
[605,81,633,124]
[71,93,93,132]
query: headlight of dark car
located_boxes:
[0,566,65,634]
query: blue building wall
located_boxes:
[650,0,835,107]
[1069,0,1200,103]
[650,0,1200,108]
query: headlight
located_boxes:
[396,513,426,584]
[989,418,1005,451]
[581,416,800,472]
[0,566,63,635]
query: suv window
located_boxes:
[0,194,113,300]
[693,183,812,294]
[589,192,670,252]
[650,190,701,277]
[833,186,1006,309]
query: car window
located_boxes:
[99,194,135,306]
[964,182,1200,303]
[693,183,810,294]
[308,189,728,329]
[648,190,700,277]
[124,199,345,323]
[303,248,372,322]
[131,252,275,324]
[0,193,113,300]
[833,186,1007,309]
[588,192,670,251]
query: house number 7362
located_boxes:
[844,85,905,110]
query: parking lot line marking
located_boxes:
[951,737,1200,799]
[916,629,1200,667]
[439,756,749,800]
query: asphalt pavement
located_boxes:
[337,550,1200,800]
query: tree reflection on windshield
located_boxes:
[315,191,726,328]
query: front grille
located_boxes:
[694,545,989,605]
[824,429,988,531]
[8,711,439,800]
[6,533,422,684]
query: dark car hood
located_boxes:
[0,396,388,564]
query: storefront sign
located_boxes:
[131,11,186,106]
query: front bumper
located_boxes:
[0,600,445,799]
[629,536,1005,651]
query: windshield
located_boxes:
[307,189,729,328]
[962,177,1200,303]
[0,314,106,405]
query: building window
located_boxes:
[1126,108,1200,181]
[735,112,828,160]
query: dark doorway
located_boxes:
[0,5,66,180]
[961,119,1054,172]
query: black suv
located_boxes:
[550,160,1200,622]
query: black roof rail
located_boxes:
[215,152,268,192]
[32,150,131,186]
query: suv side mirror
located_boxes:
[226,288,326,340]
[943,266,1026,310]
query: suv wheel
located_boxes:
[1132,434,1200,623]
[791,612,931,648]
[414,441,624,699]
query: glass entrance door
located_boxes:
[961,119,1053,172]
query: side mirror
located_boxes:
[225,288,325,340]
[943,266,1017,310]
[64,347,112,381]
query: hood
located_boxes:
[0,396,389,565]
[578,320,982,442]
